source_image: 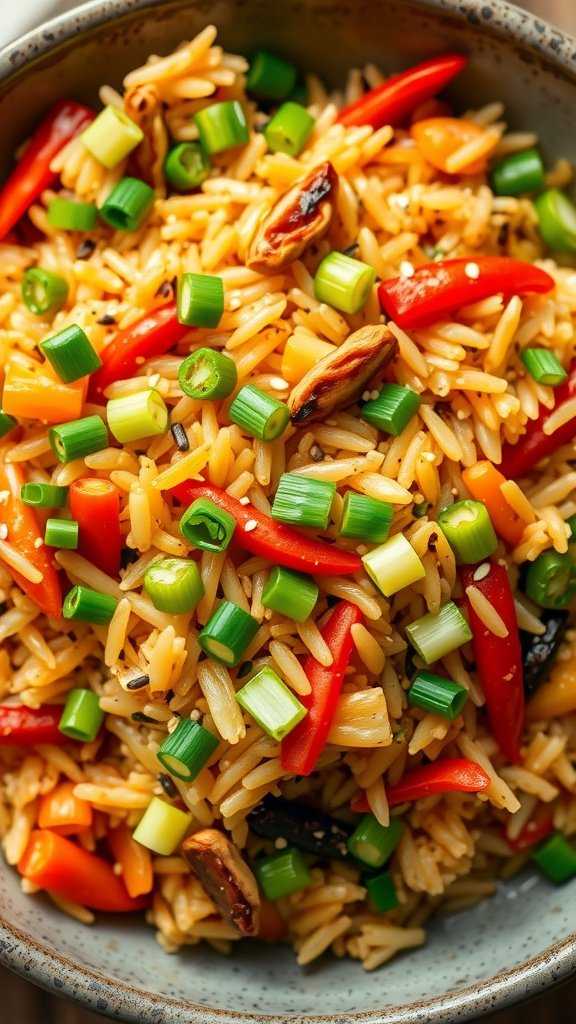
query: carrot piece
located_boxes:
[107,822,154,898]
[2,361,85,424]
[257,896,288,941]
[38,780,93,836]
[410,117,489,174]
[462,461,528,547]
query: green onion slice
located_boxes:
[531,831,576,884]
[178,348,237,400]
[58,688,104,743]
[81,106,144,169]
[236,667,307,740]
[106,389,169,444]
[246,50,297,101]
[156,718,219,782]
[179,497,237,553]
[271,472,335,530]
[254,847,311,900]
[63,584,118,625]
[22,268,69,316]
[44,518,79,550]
[49,415,108,463]
[520,347,568,387]
[407,671,468,720]
[164,142,211,191]
[20,482,68,508]
[491,148,545,197]
[261,566,318,624]
[194,101,250,155]
[347,815,404,869]
[143,557,204,614]
[40,323,102,383]
[48,197,98,232]
[525,550,576,610]
[264,102,315,158]
[362,533,425,597]
[340,492,393,543]
[0,411,18,439]
[133,797,192,856]
[365,871,400,912]
[405,601,472,666]
[535,189,576,253]
[437,499,498,565]
[198,600,260,667]
[100,177,155,232]
[177,273,224,328]
[313,251,376,315]
[229,383,290,442]
[361,384,421,436]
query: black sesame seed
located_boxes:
[125,674,150,691]
[131,711,156,723]
[164,688,175,704]
[157,772,178,798]
[342,242,359,257]
[310,444,324,463]
[237,660,253,678]
[96,313,117,326]
[170,422,190,451]
[76,239,96,260]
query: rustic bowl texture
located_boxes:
[1,1,576,1021]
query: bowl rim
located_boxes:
[1,0,576,1020]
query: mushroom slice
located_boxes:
[288,323,398,424]
[245,160,338,274]
[181,828,260,936]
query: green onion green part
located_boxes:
[340,492,393,543]
[47,197,98,231]
[264,102,315,157]
[177,272,224,328]
[40,323,102,383]
[22,268,69,316]
[49,415,108,463]
[520,347,568,387]
[236,666,307,740]
[361,384,421,436]
[288,81,309,106]
[133,796,192,855]
[491,148,545,197]
[106,389,169,443]
[0,411,17,439]
[63,584,118,625]
[413,502,429,519]
[58,687,104,743]
[246,50,298,101]
[347,814,404,869]
[99,177,155,232]
[143,557,204,614]
[407,670,468,720]
[313,251,376,315]
[261,566,318,623]
[229,383,290,442]
[405,601,473,666]
[156,718,219,782]
[271,472,336,530]
[81,106,144,169]
[198,600,260,667]
[20,482,68,509]
[178,348,237,400]
[44,517,79,550]
[254,847,311,900]
[525,550,576,609]
[164,142,211,191]
[362,533,425,598]
[194,101,250,154]
[437,499,498,565]
[535,189,576,253]
[179,497,236,553]
[531,831,576,884]
[365,871,400,912]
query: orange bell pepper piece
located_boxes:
[462,461,528,548]
[38,780,93,836]
[411,116,491,174]
[107,822,154,899]
[2,361,85,424]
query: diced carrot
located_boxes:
[2,361,85,424]
[38,780,93,836]
[462,461,528,547]
[257,896,288,941]
[281,333,336,385]
[107,822,154,898]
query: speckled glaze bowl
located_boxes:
[1,0,576,1020]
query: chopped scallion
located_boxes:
[313,251,376,315]
[347,814,404,869]
[164,142,211,191]
[271,472,335,530]
[40,323,102,383]
[99,177,155,232]
[58,688,104,743]
[254,847,311,900]
[20,482,67,508]
[264,102,315,157]
[261,566,318,623]
[520,347,568,386]
[156,718,219,782]
[106,389,169,443]
[194,101,250,154]
[340,493,393,543]
[133,796,192,855]
[44,518,79,550]
[81,106,144,169]
[22,268,69,316]
[362,533,425,597]
[437,499,498,565]
[365,871,400,912]
[525,550,576,609]
[491,148,545,196]
[531,831,576,884]
[179,497,236,553]
[405,601,472,665]
[236,667,307,740]
[535,189,576,253]
[63,584,118,625]
[229,383,290,442]
[177,273,224,328]
[48,197,98,231]
[246,50,298,101]
[361,384,421,436]
[49,415,108,463]
[178,348,237,400]
[143,557,204,613]
[0,411,17,439]
[198,600,259,667]
[407,670,468,720]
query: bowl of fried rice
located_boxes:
[1,0,576,1020]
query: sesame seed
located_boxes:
[228,295,242,310]
[395,194,410,210]
[269,376,288,391]
[0,525,7,540]
[239,496,250,505]
[465,261,480,280]
[400,260,415,278]
[34,537,43,548]
[370,389,380,400]
[473,562,491,582]
[148,373,161,387]
[274,837,288,850]
[0,491,9,504]
[244,519,258,532]
[361,391,371,402]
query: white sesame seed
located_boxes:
[422,451,436,463]
[269,376,288,391]
[0,524,7,540]
[370,389,380,400]
[0,490,9,504]
[361,391,371,401]
[474,562,491,581]
[395,193,410,209]
[244,519,258,532]
[34,537,44,548]
[148,373,161,387]
[465,261,480,280]
[400,260,415,278]
[274,837,288,850]
[239,496,250,505]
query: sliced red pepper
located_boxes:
[462,561,525,763]
[170,481,362,576]
[505,810,555,852]
[337,53,467,129]
[88,304,191,401]
[0,704,69,746]
[18,829,149,912]
[351,757,491,812]
[378,257,555,330]
[0,100,94,241]
[500,361,576,479]
[281,601,363,777]
[69,478,122,578]
[0,457,62,618]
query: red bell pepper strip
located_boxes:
[500,361,576,479]
[88,304,191,401]
[0,100,94,241]
[378,257,555,330]
[170,481,363,576]
[0,704,70,746]
[18,829,149,912]
[69,478,122,578]
[462,561,525,763]
[280,601,363,776]
[351,757,491,812]
[0,457,62,618]
[505,811,555,852]
[337,53,467,130]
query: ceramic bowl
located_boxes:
[1,1,576,1020]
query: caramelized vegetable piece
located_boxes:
[288,324,397,424]
[123,84,169,191]
[246,160,338,273]
[248,796,353,861]
[182,828,261,935]
[521,610,569,698]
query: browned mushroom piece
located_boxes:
[123,84,169,192]
[181,828,261,936]
[288,323,398,425]
[245,160,338,274]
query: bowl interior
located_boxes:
[1,1,576,1021]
